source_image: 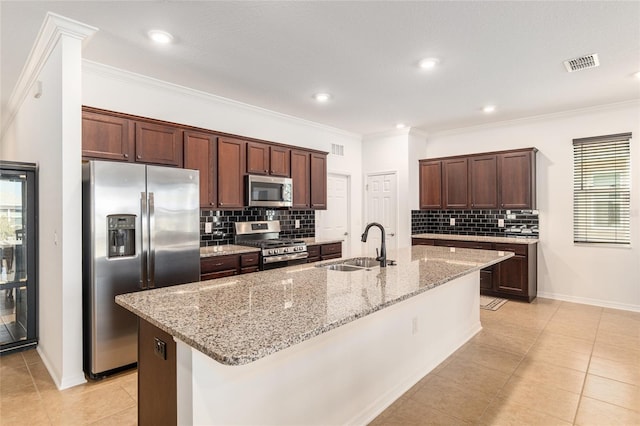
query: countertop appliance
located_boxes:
[235,220,307,270]
[246,175,293,207]
[82,160,200,379]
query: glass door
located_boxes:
[0,162,37,353]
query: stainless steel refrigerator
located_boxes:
[82,160,200,379]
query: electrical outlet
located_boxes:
[154,337,167,360]
[450,218,455,226]
[295,219,300,229]
[205,222,213,233]
[507,214,516,220]
[498,219,505,227]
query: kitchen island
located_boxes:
[116,245,512,425]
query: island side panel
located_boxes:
[179,271,481,425]
[138,318,177,426]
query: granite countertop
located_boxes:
[300,237,344,246]
[412,233,539,245]
[117,245,512,366]
[200,244,260,258]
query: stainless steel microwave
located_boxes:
[246,175,293,207]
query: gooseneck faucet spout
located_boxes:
[361,222,386,267]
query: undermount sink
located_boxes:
[322,264,365,272]
[342,257,379,268]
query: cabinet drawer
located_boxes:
[240,266,259,275]
[321,243,342,256]
[411,238,435,246]
[201,255,239,274]
[434,240,492,250]
[201,270,237,281]
[240,253,259,267]
[493,243,527,256]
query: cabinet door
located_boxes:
[494,243,528,295]
[419,160,442,209]
[291,150,310,208]
[246,141,270,175]
[135,122,183,167]
[217,137,246,208]
[443,158,469,209]
[499,150,535,209]
[184,131,217,208]
[270,146,291,177]
[82,111,133,161]
[310,153,327,209]
[469,155,498,209]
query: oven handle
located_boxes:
[262,252,309,264]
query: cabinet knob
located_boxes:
[210,202,215,206]
[137,155,141,159]
[123,154,128,158]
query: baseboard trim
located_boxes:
[37,346,87,390]
[538,292,640,313]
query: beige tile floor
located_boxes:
[0,298,638,425]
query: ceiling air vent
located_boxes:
[564,53,599,72]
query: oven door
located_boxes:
[246,175,292,207]
[261,253,308,270]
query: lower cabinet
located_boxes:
[412,238,537,302]
[307,242,342,263]
[138,318,176,426]
[240,252,259,274]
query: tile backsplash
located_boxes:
[411,209,539,238]
[200,208,316,246]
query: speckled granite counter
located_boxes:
[117,245,512,366]
[413,233,538,245]
[200,244,260,258]
[300,237,344,246]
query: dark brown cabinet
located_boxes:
[240,253,259,274]
[469,155,498,208]
[82,111,133,161]
[246,141,270,175]
[411,237,537,302]
[306,245,321,262]
[499,150,536,209]
[291,150,311,208]
[184,131,217,208]
[217,137,246,209]
[138,318,176,426]
[443,158,468,209]
[320,242,342,260]
[310,153,327,209]
[419,160,442,209]
[134,121,183,167]
[200,254,240,281]
[269,146,291,177]
[418,148,537,211]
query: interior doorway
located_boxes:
[317,173,351,256]
[364,172,398,257]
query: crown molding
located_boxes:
[429,99,640,138]
[82,60,362,141]
[1,13,97,139]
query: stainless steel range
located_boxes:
[235,220,308,270]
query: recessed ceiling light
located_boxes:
[148,30,173,44]
[483,105,496,113]
[396,123,407,129]
[313,93,331,102]
[418,58,440,70]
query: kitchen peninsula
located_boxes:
[116,245,512,425]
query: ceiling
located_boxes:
[2,1,639,136]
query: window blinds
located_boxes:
[573,132,631,244]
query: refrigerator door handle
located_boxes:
[140,192,148,289]
[148,192,155,288]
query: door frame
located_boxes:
[317,172,352,257]
[364,170,399,253]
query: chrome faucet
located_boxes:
[361,222,386,267]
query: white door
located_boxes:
[365,173,397,257]
[318,173,351,256]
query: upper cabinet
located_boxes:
[217,137,246,209]
[184,131,217,208]
[291,149,311,208]
[310,153,327,209]
[419,148,537,210]
[134,122,183,167]
[419,160,442,209]
[498,150,536,209]
[246,142,291,177]
[82,111,133,161]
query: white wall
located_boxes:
[1,14,92,389]
[421,101,640,311]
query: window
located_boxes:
[573,132,631,244]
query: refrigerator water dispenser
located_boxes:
[107,214,136,258]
